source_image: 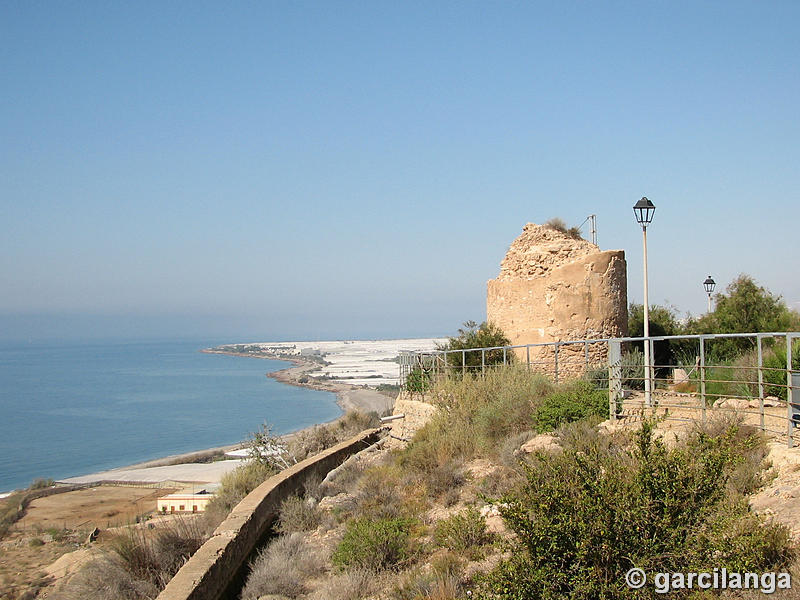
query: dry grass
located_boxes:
[275,495,321,534]
[240,533,325,600]
[307,569,376,600]
[203,461,276,530]
[50,518,204,600]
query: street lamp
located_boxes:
[633,197,656,406]
[703,275,716,312]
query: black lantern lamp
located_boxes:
[703,276,716,294]
[633,197,656,227]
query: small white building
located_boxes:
[157,487,216,514]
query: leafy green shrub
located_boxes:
[405,367,432,393]
[480,421,792,599]
[276,495,321,534]
[433,507,491,554]
[687,275,800,362]
[436,320,512,375]
[332,517,413,571]
[534,381,608,433]
[763,341,800,399]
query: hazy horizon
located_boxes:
[3,3,799,341]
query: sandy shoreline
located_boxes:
[49,353,396,487]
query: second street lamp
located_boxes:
[703,275,716,312]
[633,197,656,406]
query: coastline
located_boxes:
[45,352,396,488]
[201,349,396,416]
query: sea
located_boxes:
[0,339,342,493]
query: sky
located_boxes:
[1,1,798,342]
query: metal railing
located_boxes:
[399,332,800,447]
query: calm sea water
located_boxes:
[0,339,342,492]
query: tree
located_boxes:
[687,274,800,359]
[628,303,683,372]
[437,321,512,373]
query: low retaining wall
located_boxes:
[157,428,384,600]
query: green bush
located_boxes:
[480,421,792,599]
[401,367,553,469]
[433,507,491,553]
[405,367,432,393]
[29,478,54,490]
[332,517,413,571]
[687,275,800,362]
[763,341,800,399]
[436,320,512,375]
[534,381,608,433]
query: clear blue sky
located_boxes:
[2,1,798,342]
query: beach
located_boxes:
[55,352,398,487]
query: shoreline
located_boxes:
[201,349,396,416]
[30,352,396,490]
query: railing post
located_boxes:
[526,345,530,371]
[584,340,589,373]
[503,346,507,366]
[608,339,622,422]
[787,335,794,448]
[700,337,706,424]
[554,343,560,384]
[757,335,764,431]
[644,336,651,408]
[443,351,448,378]
[462,350,466,376]
[481,349,485,375]
[649,338,655,395]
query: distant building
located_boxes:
[157,487,216,513]
[299,348,322,357]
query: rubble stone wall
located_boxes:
[486,224,628,376]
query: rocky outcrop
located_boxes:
[487,223,627,375]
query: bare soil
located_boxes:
[21,486,176,531]
[0,485,175,599]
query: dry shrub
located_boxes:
[240,533,324,600]
[348,464,426,521]
[320,454,369,496]
[50,519,203,600]
[307,569,376,600]
[392,563,462,600]
[289,410,379,461]
[49,556,159,600]
[276,495,321,534]
[203,460,276,529]
[403,368,553,471]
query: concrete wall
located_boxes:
[156,428,383,600]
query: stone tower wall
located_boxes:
[486,224,628,375]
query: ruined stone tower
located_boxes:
[486,223,628,373]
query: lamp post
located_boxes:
[703,276,716,313]
[633,197,656,406]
